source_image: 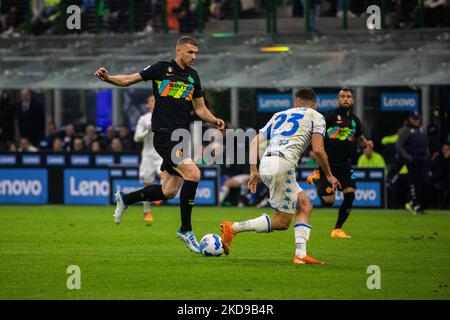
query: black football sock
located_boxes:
[335,192,355,229]
[179,180,199,233]
[122,185,167,206]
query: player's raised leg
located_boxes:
[221,211,289,255]
[293,191,325,264]
[307,169,336,206]
[114,183,168,224]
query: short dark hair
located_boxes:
[176,36,198,47]
[295,88,316,102]
[339,87,353,94]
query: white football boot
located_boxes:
[114,191,128,224]
[177,229,200,253]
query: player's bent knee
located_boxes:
[275,219,291,230]
[187,169,201,182]
[321,199,334,207]
[271,212,292,230]
[163,187,178,199]
[279,223,290,231]
[344,192,355,204]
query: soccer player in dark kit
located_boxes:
[95,36,225,253]
[306,87,367,239]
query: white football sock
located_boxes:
[219,185,230,203]
[294,223,311,258]
[232,214,271,233]
[143,201,151,213]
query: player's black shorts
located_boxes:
[318,162,356,196]
[152,132,187,177]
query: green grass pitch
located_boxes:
[0,205,449,300]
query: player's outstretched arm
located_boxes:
[95,67,143,87]
[192,97,225,130]
[311,134,341,190]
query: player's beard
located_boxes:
[339,103,353,113]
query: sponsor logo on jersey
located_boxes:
[155,80,194,100]
[327,126,356,141]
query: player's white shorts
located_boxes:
[259,155,302,214]
[139,156,163,184]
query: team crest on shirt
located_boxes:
[167,66,173,73]
[187,75,194,83]
[337,115,343,124]
[176,150,184,158]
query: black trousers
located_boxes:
[406,160,431,208]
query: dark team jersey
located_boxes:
[324,108,364,164]
[139,60,203,133]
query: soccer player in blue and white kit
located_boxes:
[221,88,341,264]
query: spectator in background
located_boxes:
[301,0,321,33]
[91,140,102,152]
[52,137,63,152]
[52,137,64,152]
[357,139,386,168]
[73,137,85,152]
[110,137,122,153]
[396,111,431,214]
[63,123,76,151]
[105,125,116,145]
[336,0,357,18]
[430,143,450,209]
[424,0,450,28]
[0,90,14,151]
[31,0,63,35]
[102,0,128,33]
[18,137,38,152]
[40,121,60,150]
[393,0,418,28]
[16,89,45,146]
[0,0,23,37]
[173,0,197,34]
[119,126,134,151]
[84,124,98,150]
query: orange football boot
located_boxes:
[331,228,351,238]
[306,170,320,185]
[153,200,163,206]
[293,255,325,265]
[144,212,153,222]
[220,221,236,255]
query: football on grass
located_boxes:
[199,234,224,256]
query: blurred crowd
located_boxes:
[1,88,449,209]
[0,89,139,153]
[299,0,450,32]
[1,0,449,37]
[299,112,450,210]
